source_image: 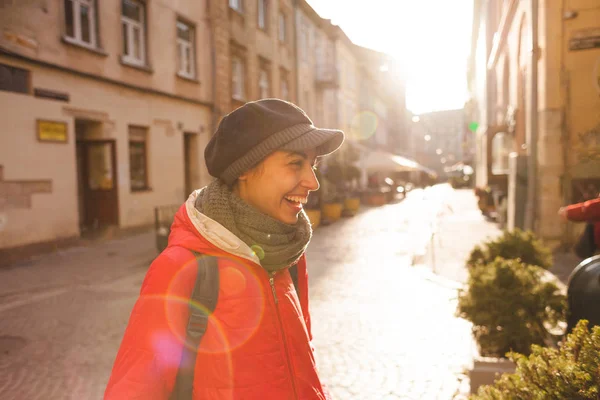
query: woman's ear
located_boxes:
[237,171,249,181]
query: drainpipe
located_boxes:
[293,0,300,104]
[206,0,218,132]
[525,0,539,231]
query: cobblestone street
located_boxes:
[307,186,478,399]
[0,186,486,399]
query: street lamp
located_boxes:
[436,148,443,155]
[412,116,420,123]
[424,134,431,142]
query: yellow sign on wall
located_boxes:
[37,120,68,143]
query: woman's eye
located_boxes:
[290,160,303,167]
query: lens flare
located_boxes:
[161,255,266,354]
[251,245,265,260]
[349,111,379,141]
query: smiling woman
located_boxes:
[104,99,345,400]
[235,149,319,224]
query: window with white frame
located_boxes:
[232,56,245,101]
[64,0,97,47]
[121,0,146,66]
[258,0,267,30]
[229,0,242,12]
[259,69,269,99]
[177,20,195,78]
[278,12,286,43]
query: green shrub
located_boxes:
[471,320,600,399]
[457,257,566,357]
[467,229,553,270]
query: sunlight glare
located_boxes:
[305,0,473,114]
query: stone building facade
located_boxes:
[0,0,213,253]
[468,0,600,246]
[295,0,338,129]
[410,109,465,176]
[210,0,297,120]
[0,0,410,255]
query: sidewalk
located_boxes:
[415,187,579,289]
[411,187,582,398]
[413,188,502,285]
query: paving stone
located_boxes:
[0,185,486,399]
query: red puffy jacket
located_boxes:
[104,194,327,399]
[565,197,600,249]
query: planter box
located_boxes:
[321,203,343,222]
[343,197,360,216]
[304,209,321,229]
[469,356,516,394]
[363,193,386,206]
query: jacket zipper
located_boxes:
[269,272,299,399]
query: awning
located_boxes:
[345,140,436,176]
[361,150,421,173]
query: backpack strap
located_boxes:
[170,252,219,400]
[289,264,299,296]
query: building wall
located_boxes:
[295,1,341,129]
[411,109,465,174]
[296,7,318,121]
[472,0,600,246]
[539,0,600,245]
[0,0,213,104]
[0,0,212,250]
[0,57,211,249]
[335,38,359,134]
[219,0,297,114]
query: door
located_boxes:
[76,140,119,230]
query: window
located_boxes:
[177,20,195,79]
[0,64,30,94]
[280,71,289,100]
[491,131,513,175]
[232,56,245,101]
[258,0,267,30]
[129,126,149,191]
[259,69,269,98]
[278,12,286,43]
[121,0,146,66]
[229,0,242,12]
[64,0,97,47]
[300,23,308,61]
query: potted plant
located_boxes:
[474,186,494,217]
[471,320,599,399]
[341,164,362,216]
[320,161,344,223]
[457,257,567,393]
[304,169,322,229]
[466,228,554,270]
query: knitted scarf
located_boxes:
[194,180,312,273]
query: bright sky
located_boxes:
[306,0,473,115]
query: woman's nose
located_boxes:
[303,167,320,192]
